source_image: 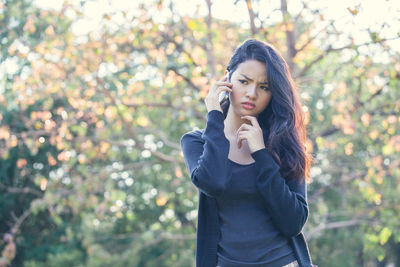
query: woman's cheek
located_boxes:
[231,82,240,95]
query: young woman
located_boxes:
[180,39,316,267]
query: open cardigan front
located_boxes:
[180,110,315,267]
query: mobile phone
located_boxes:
[219,73,231,104]
[219,90,230,103]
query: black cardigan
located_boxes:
[180,110,315,267]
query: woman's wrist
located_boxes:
[207,106,223,113]
[250,145,266,154]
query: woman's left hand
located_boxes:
[236,115,266,153]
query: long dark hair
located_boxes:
[220,39,313,183]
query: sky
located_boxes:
[33,0,399,33]
[32,0,400,54]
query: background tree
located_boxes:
[0,0,399,266]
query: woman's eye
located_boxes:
[239,80,248,85]
[261,86,269,91]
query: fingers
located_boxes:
[205,75,233,112]
[237,133,248,149]
[210,80,232,95]
[217,85,233,93]
[236,125,249,149]
[210,76,232,93]
[236,121,255,149]
[236,123,250,136]
[241,116,260,127]
[215,81,232,88]
[210,81,232,95]
[215,76,232,86]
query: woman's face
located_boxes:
[228,59,272,118]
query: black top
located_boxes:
[216,160,296,267]
[180,110,315,267]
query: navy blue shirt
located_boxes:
[216,159,296,267]
[180,110,315,267]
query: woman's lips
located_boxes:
[242,103,255,110]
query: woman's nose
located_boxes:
[246,85,257,98]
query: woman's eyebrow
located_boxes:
[240,74,268,84]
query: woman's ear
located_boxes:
[224,70,230,82]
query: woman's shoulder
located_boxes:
[183,128,204,137]
[180,129,204,143]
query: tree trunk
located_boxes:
[280,0,296,75]
[205,0,216,78]
[246,0,257,36]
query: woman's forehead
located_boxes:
[235,60,267,80]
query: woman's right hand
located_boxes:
[205,75,233,113]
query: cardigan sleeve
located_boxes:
[180,110,232,198]
[250,148,309,238]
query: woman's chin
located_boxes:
[241,108,256,115]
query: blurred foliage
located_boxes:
[0,0,399,266]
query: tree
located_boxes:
[0,0,399,266]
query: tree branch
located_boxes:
[167,67,202,92]
[305,219,364,240]
[97,79,182,164]
[295,51,326,79]
[160,32,209,78]
[0,183,43,197]
[295,21,334,55]
[9,205,34,235]
[123,101,205,121]
[144,127,182,150]
[295,36,400,78]
[308,170,364,203]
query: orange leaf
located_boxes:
[156,193,168,206]
[17,159,28,168]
